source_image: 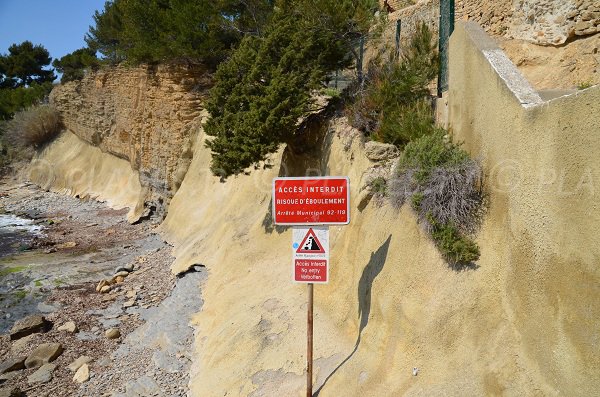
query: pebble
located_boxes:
[105,328,121,339]
[73,363,90,383]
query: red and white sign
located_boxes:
[293,226,329,283]
[273,177,350,225]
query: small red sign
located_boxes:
[273,177,350,225]
[294,259,328,283]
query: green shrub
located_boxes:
[346,22,438,146]
[396,129,470,183]
[5,104,62,148]
[427,215,480,266]
[388,130,484,267]
[577,80,592,90]
[369,176,387,196]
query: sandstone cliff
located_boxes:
[49,64,209,219]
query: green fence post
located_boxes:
[395,19,402,59]
[437,0,455,97]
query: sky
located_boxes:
[0,0,107,63]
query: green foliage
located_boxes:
[397,129,470,183]
[0,81,53,120]
[5,104,62,148]
[0,41,55,88]
[86,0,126,64]
[427,215,480,266]
[52,48,100,83]
[577,80,592,90]
[369,176,387,196]
[205,1,378,177]
[347,22,438,146]
[0,41,55,120]
[388,131,483,267]
[86,0,274,67]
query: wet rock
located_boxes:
[0,357,25,374]
[27,363,56,384]
[24,343,63,369]
[67,356,93,372]
[57,321,78,333]
[105,328,121,339]
[364,141,399,162]
[73,363,90,383]
[9,315,50,340]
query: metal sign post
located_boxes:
[273,176,350,396]
[307,282,313,397]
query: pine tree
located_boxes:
[205,0,378,177]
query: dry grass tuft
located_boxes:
[6,104,62,149]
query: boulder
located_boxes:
[0,357,25,374]
[67,356,93,372]
[105,328,121,339]
[364,141,399,162]
[0,387,24,397]
[27,363,56,384]
[72,363,90,383]
[100,285,111,293]
[57,321,78,333]
[96,279,110,292]
[9,315,50,340]
[24,343,63,369]
[115,264,134,273]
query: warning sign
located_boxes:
[296,228,325,253]
[272,177,350,225]
[293,227,329,283]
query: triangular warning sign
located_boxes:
[296,228,325,253]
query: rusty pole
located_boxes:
[307,282,314,397]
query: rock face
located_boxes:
[456,0,600,45]
[49,64,210,219]
[24,343,63,369]
[364,141,399,162]
[9,315,50,340]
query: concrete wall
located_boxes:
[448,21,600,396]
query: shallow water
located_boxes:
[0,214,43,257]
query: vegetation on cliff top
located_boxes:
[0,41,55,120]
[205,0,379,177]
[85,0,274,67]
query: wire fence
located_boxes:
[326,1,455,97]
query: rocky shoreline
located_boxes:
[0,177,204,396]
